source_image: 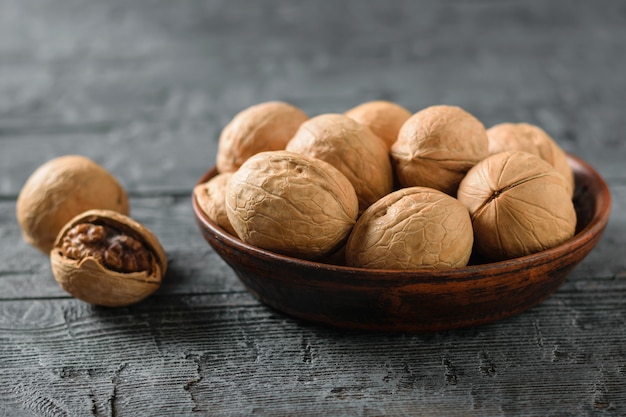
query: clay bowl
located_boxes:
[192,154,611,332]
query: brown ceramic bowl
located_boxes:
[192,154,611,332]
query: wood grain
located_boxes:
[1,0,626,415]
[1,288,625,416]
[2,0,626,195]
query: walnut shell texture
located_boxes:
[346,187,473,270]
[50,209,167,307]
[216,101,309,173]
[487,122,575,196]
[457,151,576,261]
[226,150,359,260]
[193,173,236,235]
[391,105,489,196]
[16,155,129,254]
[286,113,393,212]
[344,100,412,150]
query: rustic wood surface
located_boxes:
[1,0,625,416]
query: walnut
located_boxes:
[50,209,167,307]
[285,113,393,212]
[344,100,412,150]
[16,155,129,254]
[345,187,473,270]
[60,223,152,274]
[193,173,236,235]
[457,151,576,261]
[216,101,309,173]
[487,122,574,196]
[225,150,359,260]
[391,105,489,196]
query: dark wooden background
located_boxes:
[1,0,625,415]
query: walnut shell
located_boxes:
[286,113,393,212]
[487,122,575,196]
[216,101,309,173]
[193,173,236,235]
[391,105,489,196]
[344,100,412,150]
[16,155,129,254]
[345,187,473,270]
[226,150,359,260]
[457,151,576,261]
[50,209,167,307]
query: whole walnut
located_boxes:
[16,155,129,254]
[50,209,167,307]
[346,187,473,270]
[226,150,359,260]
[344,100,412,150]
[216,101,309,173]
[193,173,236,235]
[286,113,393,212]
[457,151,576,261]
[391,105,489,196]
[487,122,574,196]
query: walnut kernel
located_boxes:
[60,223,153,274]
[51,210,167,307]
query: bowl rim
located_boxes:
[192,153,611,282]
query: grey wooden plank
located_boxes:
[1,0,626,416]
[0,290,624,417]
[0,184,623,415]
[2,0,626,195]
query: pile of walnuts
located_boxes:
[196,100,577,270]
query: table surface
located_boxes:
[1,1,625,416]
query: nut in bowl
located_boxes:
[193,154,610,332]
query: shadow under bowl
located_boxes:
[192,154,611,332]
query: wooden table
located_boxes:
[1,1,625,415]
